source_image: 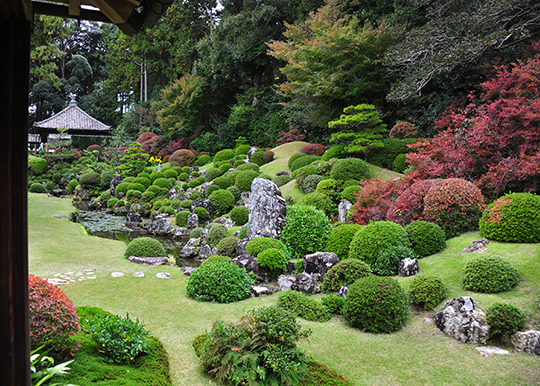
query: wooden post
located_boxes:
[0,18,32,386]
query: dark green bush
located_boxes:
[479,192,540,243]
[175,211,190,227]
[372,245,418,276]
[344,275,408,333]
[257,248,288,278]
[194,154,212,167]
[186,261,251,303]
[321,294,345,315]
[66,179,78,193]
[461,254,519,293]
[392,153,408,173]
[145,185,162,195]
[107,198,119,208]
[132,177,151,189]
[316,179,342,204]
[236,162,260,173]
[205,184,220,198]
[29,182,47,193]
[193,206,210,222]
[216,237,238,257]
[251,150,265,166]
[213,149,235,166]
[206,223,228,247]
[178,199,192,209]
[349,221,410,265]
[29,157,48,175]
[126,189,143,201]
[341,185,360,203]
[149,171,166,182]
[280,205,332,258]
[212,175,231,189]
[300,192,334,216]
[291,155,321,172]
[234,169,259,192]
[201,255,232,266]
[208,189,235,216]
[235,144,252,155]
[288,153,307,170]
[301,175,325,193]
[141,191,156,202]
[227,185,241,201]
[164,169,178,179]
[238,226,247,240]
[273,174,293,187]
[204,168,223,182]
[230,206,249,226]
[277,290,331,322]
[321,144,346,161]
[330,158,370,181]
[189,191,202,200]
[233,159,246,167]
[178,172,189,181]
[127,182,146,192]
[246,237,289,257]
[79,171,101,188]
[486,303,526,338]
[153,177,173,190]
[408,275,447,310]
[124,237,165,258]
[325,224,363,260]
[219,162,234,173]
[190,227,203,238]
[187,176,205,188]
[322,259,371,293]
[405,221,446,258]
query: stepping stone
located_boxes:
[83,269,94,272]
[111,272,125,277]
[133,272,145,277]
[78,277,86,281]
[46,278,69,285]
[66,271,75,275]
[75,272,83,276]
[87,276,97,279]
[476,346,510,357]
[156,272,171,279]
[54,273,62,277]
[69,279,75,282]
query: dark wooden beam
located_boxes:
[32,1,112,23]
[0,17,32,386]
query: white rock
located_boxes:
[111,272,125,277]
[133,271,145,277]
[476,346,510,357]
[156,272,171,279]
[46,278,69,285]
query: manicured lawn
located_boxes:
[29,194,540,385]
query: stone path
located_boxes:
[46,268,173,285]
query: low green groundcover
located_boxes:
[65,306,171,385]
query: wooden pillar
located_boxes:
[0,18,32,386]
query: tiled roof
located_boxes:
[33,104,111,133]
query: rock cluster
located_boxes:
[434,297,489,344]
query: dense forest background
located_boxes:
[30,0,540,153]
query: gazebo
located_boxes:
[33,94,112,144]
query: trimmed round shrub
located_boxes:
[325,224,363,260]
[149,171,166,182]
[164,169,178,179]
[190,227,203,238]
[124,237,165,258]
[263,150,274,163]
[142,191,156,202]
[235,170,259,192]
[216,236,239,257]
[132,176,151,189]
[201,255,232,266]
[479,192,540,243]
[341,185,360,203]
[169,149,197,167]
[236,162,260,173]
[212,175,231,189]
[205,184,221,198]
[29,274,80,357]
[392,153,408,173]
[280,205,332,258]
[29,157,48,175]
[372,245,417,276]
[187,261,251,303]
[187,176,205,188]
[194,206,210,222]
[29,182,47,193]
[114,182,130,196]
[330,158,370,181]
[219,162,233,173]
[235,145,252,155]
[408,275,447,311]
[486,303,526,338]
[322,144,346,161]
[257,248,288,278]
[127,182,146,193]
[179,199,193,209]
[349,221,411,265]
[153,177,173,190]
[246,237,289,257]
[176,211,191,227]
[288,153,307,170]
[291,155,321,172]
[107,197,119,208]
[98,190,111,202]
[301,174,325,193]
[145,185,162,195]
[126,189,143,201]
[208,189,235,216]
[293,165,320,189]
[204,167,223,182]
[322,258,372,293]
[321,294,345,315]
[277,290,331,322]
[191,171,200,177]
[316,178,342,204]
[194,154,212,166]
[190,191,202,200]
[230,206,249,226]
[233,159,246,167]
[206,223,228,247]
[213,149,235,165]
[405,221,447,257]
[300,143,325,156]
[251,150,265,166]
[300,192,334,216]
[461,254,519,293]
[66,179,78,193]
[79,171,101,188]
[238,226,247,240]
[343,275,408,333]
[273,174,292,187]
[227,185,241,201]
[178,172,189,181]
[423,178,486,238]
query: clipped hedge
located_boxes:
[372,245,417,276]
[486,303,526,338]
[277,290,331,322]
[124,237,165,258]
[245,237,289,257]
[329,158,370,181]
[461,254,519,294]
[325,224,363,260]
[322,258,371,293]
[405,221,446,258]
[408,275,447,310]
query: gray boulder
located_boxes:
[179,238,199,258]
[511,331,540,355]
[275,171,291,178]
[196,244,212,262]
[214,216,235,228]
[291,272,320,294]
[339,286,349,298]
[235,238,249,256]
[171,227,189,239]
[231,255,262,279]
[277,275,295,291]
[186,213,199,230]
[200,182,215,198]
[462,238,490,253]
[303,252,339,280]
[191,198,215,218]
[337,199,352,223]
[434,297,489,343]
[398,258,419,277]
[246,147,258,163]
[110,174,123,197]
[245,178,286,240]
[141,213,173,235]
[250,285,279,297]
[125,213,142,228]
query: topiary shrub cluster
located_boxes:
[208,189,235,216]
[29,274,80,358]
[325,224,363,260]
[288,152,308,170]
[329,158,369,181]
[423,178,486,239]
[486,303,526,338]
[290,155,321,172]
[461,254,519,294]
[235,170,259,192]
[372,245,417,276]
[257,248,288,278]
[187,261,251,303]
[479,192,540,243]
[405,221,446,258]
[229,206,249,226]
[300,192,334,216]
[348,221,410,266]
[29,156,48,175]
[29,182,47,193]
[215,237,238,257]
[124,237,165,258]
[408,275,447,310]
[246,236,289,257]
[277,290,331,322]
[79,171,101,188]
[322,259,371,293]
[321,294,345,315]
[280,205,332,258]
[343,275,408,333]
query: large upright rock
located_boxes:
[110,174,123,197]
[141,213,173,236]
[511,331,540,355]
[303,252,339,280]
[434,297,489,343]
[245,178,286,240]
[337,199,352,223]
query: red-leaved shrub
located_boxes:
[423,178,486,238]
[351,176,401,225]
[140,135,167,157]
[86,144,101,152]
[387,179,438,226]
[163,155,171,163]
[29,274,80,358]
[389,122,418,139]
[300,144,325,156]
[277,128,305,145]
[136,131,157,145]
[169,149,197,167]
[263,150,275,163]
[157,138,186,159]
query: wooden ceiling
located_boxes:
[0,0,173,34]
